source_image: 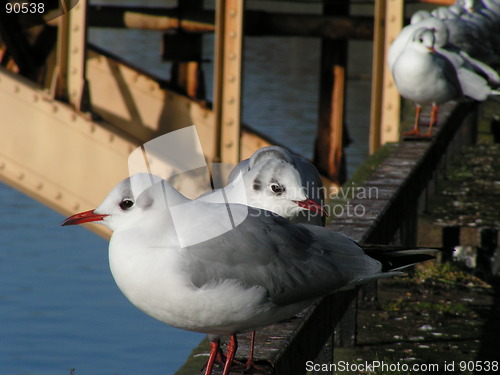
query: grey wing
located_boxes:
[435,53,463,99]
[183,206,381,305]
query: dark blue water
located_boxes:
[0,183,204,375]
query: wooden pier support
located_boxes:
[314,1,348,186]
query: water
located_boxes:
[2,2,373,374]
[0,183,203,375]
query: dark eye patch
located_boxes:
[253,178,262,190]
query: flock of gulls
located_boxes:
[390,0,500,136]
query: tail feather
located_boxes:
[360,244,439,272]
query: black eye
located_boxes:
[119,199,134,210]
[271,184,285,194]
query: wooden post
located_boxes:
[213,0,244,164]
[314,1,348,185]
[168,0,204,99]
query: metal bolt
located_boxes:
[229,9,236,17]
[36,182,43,190]
[18,172,25,180]
[56,192,62,200]
[229,31,237,39]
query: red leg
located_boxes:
[427,103,439,136]
[204,337,221,375]
[222,334,238,375]
[404,105,422,136]
[243,331,265,371]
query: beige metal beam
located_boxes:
[86,48,216,159]
[213,0,244,164]
[0,67,137,238]
[380,0,403,146]
[51,0,90,111]
[66,0,89,111]
[369,0,403,152]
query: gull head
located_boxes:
[244,159,326,219]
[61,173,165,231]
[411,28,436,53]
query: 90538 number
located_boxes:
[5,2,45,14]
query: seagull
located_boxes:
[391,27,500,137]
[198,146,328,369]
[62,174,434,375]
[392,28,462,137]
[226,146,326,226]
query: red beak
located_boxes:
[294,198,329,217]
[61,209,107,226]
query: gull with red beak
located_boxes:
[391,27,500,137]
[62,174,433,375]
[225,145,327,226]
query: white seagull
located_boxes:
[227,146,325,224]
[391,27,499,137]
[62,174,433,375]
